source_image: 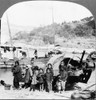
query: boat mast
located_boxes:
[51,4,55,47]
[6,13,15,59]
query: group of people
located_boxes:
[11,52,94,93]
[12,58,54,92]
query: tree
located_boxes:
[43,35,54,44]
[74,24,93,37]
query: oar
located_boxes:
[79,50,86,68]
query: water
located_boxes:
[0,68,13,85]
[0,51,89,85]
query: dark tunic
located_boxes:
[45,72,53,82]
[59,65,67,81]
[37,73,44,84]
[12,65,22,88]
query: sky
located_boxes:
[1,1,93,44]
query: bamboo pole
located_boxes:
[6,13,15,59]
[51,4,55,47]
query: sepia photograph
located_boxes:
[0,0,96,99]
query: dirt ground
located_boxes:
[0,69,95,99]
[57,37,96,50]
[0,37,96,99]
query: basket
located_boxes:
[4,84,11,90]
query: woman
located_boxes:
[12,60,22,89]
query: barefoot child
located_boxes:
[37,68,44,91]
[56,75,62,93]
[30,70,38,91]
[45,68,53,92]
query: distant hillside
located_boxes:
[12,16,96,46]
[81,16,95,29]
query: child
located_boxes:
[24,65,33,88]
[59,61,68,91]
[56,75,62,93]
[30,70,38,91]
[47,63,54,77]
[45,68,53,92]
[37,68,44,91]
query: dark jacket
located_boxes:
[37,73,44,84]
[49,68,54,76]
[60,70,68,81]
[45,72,53,82]
[12,65,22,82]
[59,65,66,73]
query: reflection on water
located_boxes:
[0,68,13,85]
[0,52,88,85]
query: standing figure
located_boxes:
[34,49,38,59]
[30,70,38,91]
[56,75,62,93]
[20,52,30,67]
[59,61,68,91]
[37,68,44,91]
[45,68,53,92]
[12,60,22,89]
[24,65,33,88]
[47,63,54,77]
[30,58,35,72]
